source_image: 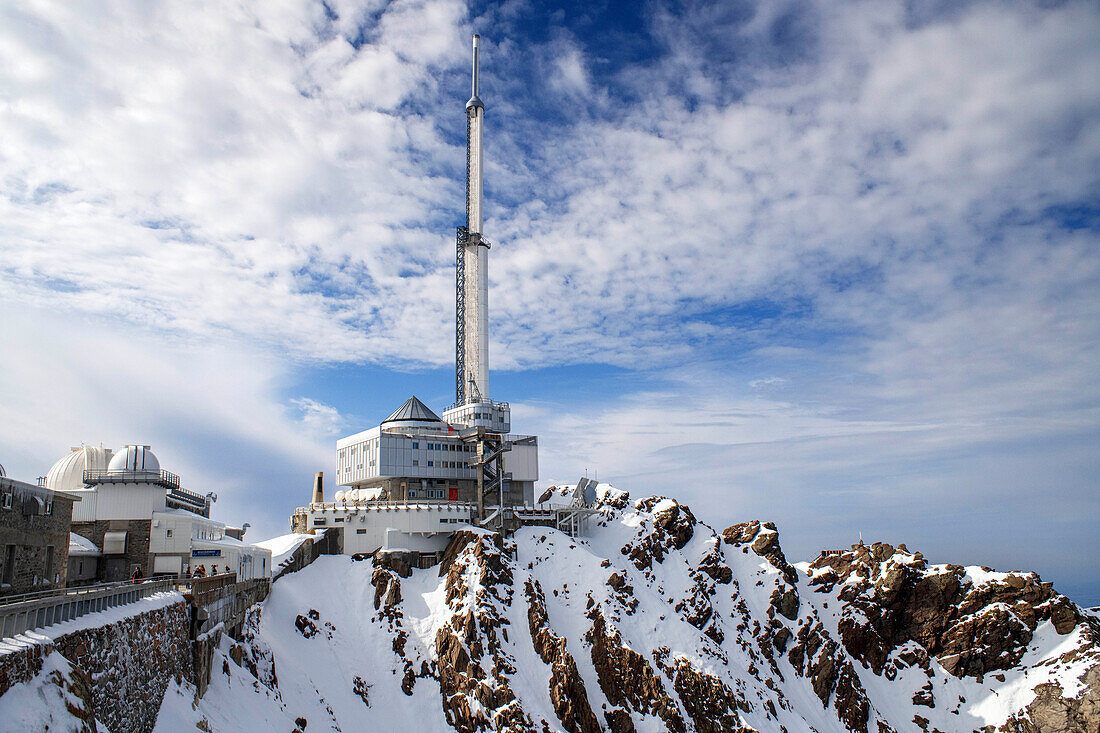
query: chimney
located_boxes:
[313,472,324,504]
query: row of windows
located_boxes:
[407,489,447,499]
[412,460,466,469]
[411,442,471,452]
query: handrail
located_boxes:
[0,578,176,640]
[0,578,163,607]
[83,468,181,489]
[298,500,477,513]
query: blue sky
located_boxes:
[1,0,1098,605]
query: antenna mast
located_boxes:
[457,34,489,405]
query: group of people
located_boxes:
[183,564,233,579]
[128,563,234,583]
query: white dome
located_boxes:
[334,490,346,503]
[108,445,160,474]
[46,445,113,492]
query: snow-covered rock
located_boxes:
[165,490,1099,732]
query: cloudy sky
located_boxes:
[2,1,1098,603]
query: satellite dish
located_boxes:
[582,482,597,506]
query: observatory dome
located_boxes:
[108,445,160,474]
[46,444,114,492]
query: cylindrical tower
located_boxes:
[464,34,489,403]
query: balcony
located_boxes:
[84,468,180,489]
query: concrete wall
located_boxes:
[0,477,74,596]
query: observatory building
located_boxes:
[46,444,271,582]
[293,35,553,563]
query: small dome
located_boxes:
[108,445,160,474]
[46,445,113,492]
[334,490,346,503]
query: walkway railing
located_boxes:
[0,578,175,640]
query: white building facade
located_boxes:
[47,444,270,581]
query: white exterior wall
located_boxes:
[336,427,381,486]
[191,541,271,580]
[70,489,98,522]
[337,430,480,486]
[149,511,269,579]
[149,511,223,555]
[441,402,510,432]
[308,503,472,555]
[505,442,538,483]
[82,483,166,520]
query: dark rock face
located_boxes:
[723,520,799,588]
[653,653,754,733]
[524,579,602,733]
[586,607,685,732]
[810,543,1091,679]
[622,498,696,571]
[158,496,1100,733]
[993,663,1100,733]
[434,531,534,733]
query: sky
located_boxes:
[1,0,1098,604]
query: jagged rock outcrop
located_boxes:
[156,486,1100,733]
[525,579,602,733]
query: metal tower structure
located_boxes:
[456,34,490,406]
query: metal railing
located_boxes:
[299,500,477,513]
[0,578,175,640]
[83,468,181,489]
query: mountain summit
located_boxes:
[163,485,1099,732]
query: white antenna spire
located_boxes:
[457,33,489,405]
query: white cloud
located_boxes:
[0,0,1097,592]
[291,397,346,438]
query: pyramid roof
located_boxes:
[382,396,443,424]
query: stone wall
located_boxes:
[72,519,153,582]
[0,596,191,733]
[0,476,75,596]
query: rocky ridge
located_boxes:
[180,486,1099,733]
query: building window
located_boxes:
[334,517,344,523]
[427,461,433,467]
[45,499,53,515]
[412,459,419,466]
[1,493,11,510]
[314,518,327,526]
[408,489,417,499]
[45,546,54,583]
[412,442,419,449]
[166,529,173,538]
[357,529,366,534]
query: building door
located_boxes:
[448,487,458,502]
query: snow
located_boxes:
[4,484,1088,733]
[68,532,99,556]
[255,532,314,569]
[650,498,677,514]
[964,566,1012,587]
[0,651,106,733]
